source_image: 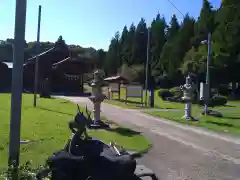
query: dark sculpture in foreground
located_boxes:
[36,105,158,180]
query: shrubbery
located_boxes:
[217,84,231,96]
[1,161,47,180]
[198,95,228,107]
[158,89,173,100]
[210,95,228,106]
[169,87,182,98]
[159,87,228,107]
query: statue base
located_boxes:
[201,109,223,118]
[181,115,199,121]
[89,120,109,129]
[88,94,108,129]
[88,94,105,103]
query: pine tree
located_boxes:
[124,23,136,65]
[159,14,180,79]
[166,14,180,40]
[96,49,106,69]
[119,25,129,65]
[191,0,215,47]
[213,0,240,85]
[150,13,167,78]
[104,32,121,75]
[132,18,148,65]
[171,14,195,75]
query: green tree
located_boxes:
[166,14,180,40]
[119,25,129,65]
[96,49,106,69]
[213,0,240,88]
[191,0,215,47]
[132,18,148,65]
[55,35,68,51]
[181,46,207,75]
[126,23,136,65]
[104,32,121,75]
[170,14,195,75]
[159,14,180,79]
[150,13,167,78]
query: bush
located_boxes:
[166,96,183,103]
[198,95,228,107]
[158,89,173,100]
[210,95,228,106]
[169,87,182,98]
[217,84,231,96]
[2,161,46,180]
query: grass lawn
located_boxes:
[145,105,240,136]
[84,84,240,135]
[103,87,184,109]
[102,87,240,110]
[85,84,184,109]
[0,93,151,172]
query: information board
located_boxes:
[108,83,120,100]
[109,83,119,92]
[126,85,143,98]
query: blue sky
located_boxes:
[0,0,220,50]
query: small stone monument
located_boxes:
[180,74,197,121]
[88,70,109,128]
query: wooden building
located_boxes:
[23,46,95,94]
[0,61,11,92]
[51,56,95,93]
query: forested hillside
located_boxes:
[0,36,98,63]
[101,0,240,92]
[1,0,239,92]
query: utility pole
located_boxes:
[204,32,212,115]
[8,0,27,176]
[144,27,150,106]
[34,5,42,107]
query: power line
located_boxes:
[166,0,185,18]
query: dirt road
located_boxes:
[59,96,240,180]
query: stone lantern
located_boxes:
[88,69,108,128]
[180,74,196,120]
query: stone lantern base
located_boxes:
[181,100,198,121]
[88,94,109,129]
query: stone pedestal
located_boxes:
[180,74,197,121]
[183,103,191,120]
[89,95,104,122]
[88,70,109,129]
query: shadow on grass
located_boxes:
[106,127,141,137]
[111,98,143,105]
[221,116,240,120]
[206,120,234,127]
[39,96,54,99]
[38,106,74,116]
[50,92,91,97]
[223,104,237,107]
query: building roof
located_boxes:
[23,47,56,67]
[27,47,55,62]
[52,57,71,67]
[2,62,13,69]
[104,75,129,83]
[52,56,95,68]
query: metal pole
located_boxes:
[8,0,27,171]
[34,5,42,107]
[204,32,212,115]
[145,27,150,106]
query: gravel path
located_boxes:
[58,96,240,180]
